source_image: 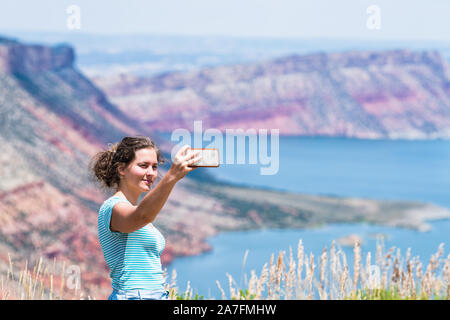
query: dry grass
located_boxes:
[2,240,449,300]
[164,240,449,300]
[1,254,92,300]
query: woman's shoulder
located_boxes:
[99,196,130,212]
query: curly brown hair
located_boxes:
[88,135,166,191]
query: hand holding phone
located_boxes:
[187,148,220,167]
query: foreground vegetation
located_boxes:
[2,240,449,300]
[164,240,449,300]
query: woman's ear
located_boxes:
[117,162,125,178]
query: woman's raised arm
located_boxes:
[110,146,201,233]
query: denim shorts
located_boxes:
[108,288,169,300]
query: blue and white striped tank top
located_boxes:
[98,196,166,291]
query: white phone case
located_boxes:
[188,148,220,167]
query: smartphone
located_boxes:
[188,148,220,167]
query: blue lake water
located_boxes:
[164,137,450,298]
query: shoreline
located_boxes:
[162,216,450,267]
[160,180,450,266]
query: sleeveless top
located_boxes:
[98,196,166,290]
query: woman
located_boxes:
[89,136,201,300]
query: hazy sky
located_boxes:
[0,0,449,41]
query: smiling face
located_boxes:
[117,147,158,195]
